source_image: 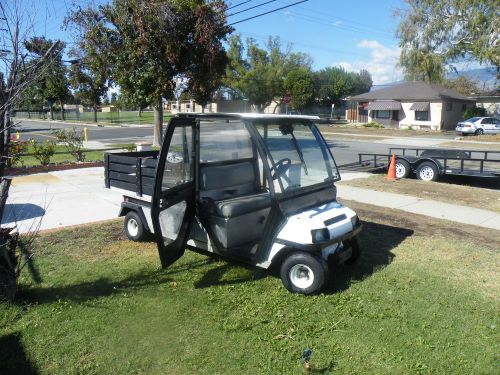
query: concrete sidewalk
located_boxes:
[1,168,499,233]
[337,185,500,231]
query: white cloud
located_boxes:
[334,40,403,85]
[332,20,343,26]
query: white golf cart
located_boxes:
[105,113,362,294]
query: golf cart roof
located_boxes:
[175,112,321,121]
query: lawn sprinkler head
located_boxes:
[301,348,313,373]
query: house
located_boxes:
[470,89,500,117]
[346,81,476,130]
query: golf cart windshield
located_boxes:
[254,120,340,192]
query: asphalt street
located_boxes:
[14,118,457,166]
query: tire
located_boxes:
[475,128,484,135]
[394,159,411,179]
[343,237,362,265]
[124,211,146,241]
[280,253,328,295]
[416,162,439,182]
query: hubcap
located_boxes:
[395,163,406,178]
[419,166,434,181]
[127,218,139,237]
[289,264,315,289]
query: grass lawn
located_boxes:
[63,111,172,125]
[14,111,172,125]
[1,205,498,374]
[339,174,500,213]
[16,145,105,167]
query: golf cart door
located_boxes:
[151,117,196,268]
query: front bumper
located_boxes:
[275,221,362,252]
[455,126,475,134]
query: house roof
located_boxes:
[470,89,500,98]
[348,81,474,102]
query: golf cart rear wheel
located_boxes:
[416,162,438,182]
[395,159,411,179]
[280,253,328,295]
[343,236,362,265]
[124,211,146,241]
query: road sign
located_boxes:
[284,95,291,104]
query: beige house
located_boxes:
[471,89,500,117]
[347,81,475,130]
[166,99,280,114]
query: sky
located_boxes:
[3,0,491,85]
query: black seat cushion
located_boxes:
[213,193,271,218]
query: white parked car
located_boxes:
[456,117,500,135]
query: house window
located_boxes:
[415,111,429,121]
[375,110,391,119]
[445,103,452,111]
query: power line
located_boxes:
[228,0,278,17]
[227,1,253,10]
[229,0,310,26]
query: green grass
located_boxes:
[14,145,105,167]
[14,111,172,125]
[1,221,498,374]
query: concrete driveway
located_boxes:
[2,167,123,233]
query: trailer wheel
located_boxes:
[343,237,362,265]
[416,162,438,182]
[280,253,328,295]
[395,159,411,179]
[124,211,146,241]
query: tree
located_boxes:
[86,0,232,145]
[397,0,500,80]
[284,68,314,110]
[225,35,313,112]
[399,49,446,83]
[0,2,59,175]
[64,6,113,123]
[443,75,481,96]
[24,37,69,120]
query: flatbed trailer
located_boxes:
[343,147,500,181]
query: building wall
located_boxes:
[475,99,500,117]
[440,101,475,130]
[399,101,442,130]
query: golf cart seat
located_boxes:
[200,160,271,248]
[213,193,271,218]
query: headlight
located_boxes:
[311,228,330,243]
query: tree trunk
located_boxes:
[60,101,65,120]
[138,107,142,117]
[0,109,10,177]
[93,106,98,123]
[49,105,54,120]
[153,97,163,147]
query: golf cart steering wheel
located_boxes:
[270,158,292,185]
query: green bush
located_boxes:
[53,128,86,162]
[363,121,384,128]
[31,139,56,166]
[463,107,487,119]
[8,140,29,167]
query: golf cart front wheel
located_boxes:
[280,253,328,295]
[124,211,146,241]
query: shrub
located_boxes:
[53,128,86,162]
[463,107,487,119]
[31,139,55,166]
[363,121,384,128]
[7,140,29,167]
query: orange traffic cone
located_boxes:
[387,154,396,180]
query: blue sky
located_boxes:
[12,0,487,85]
